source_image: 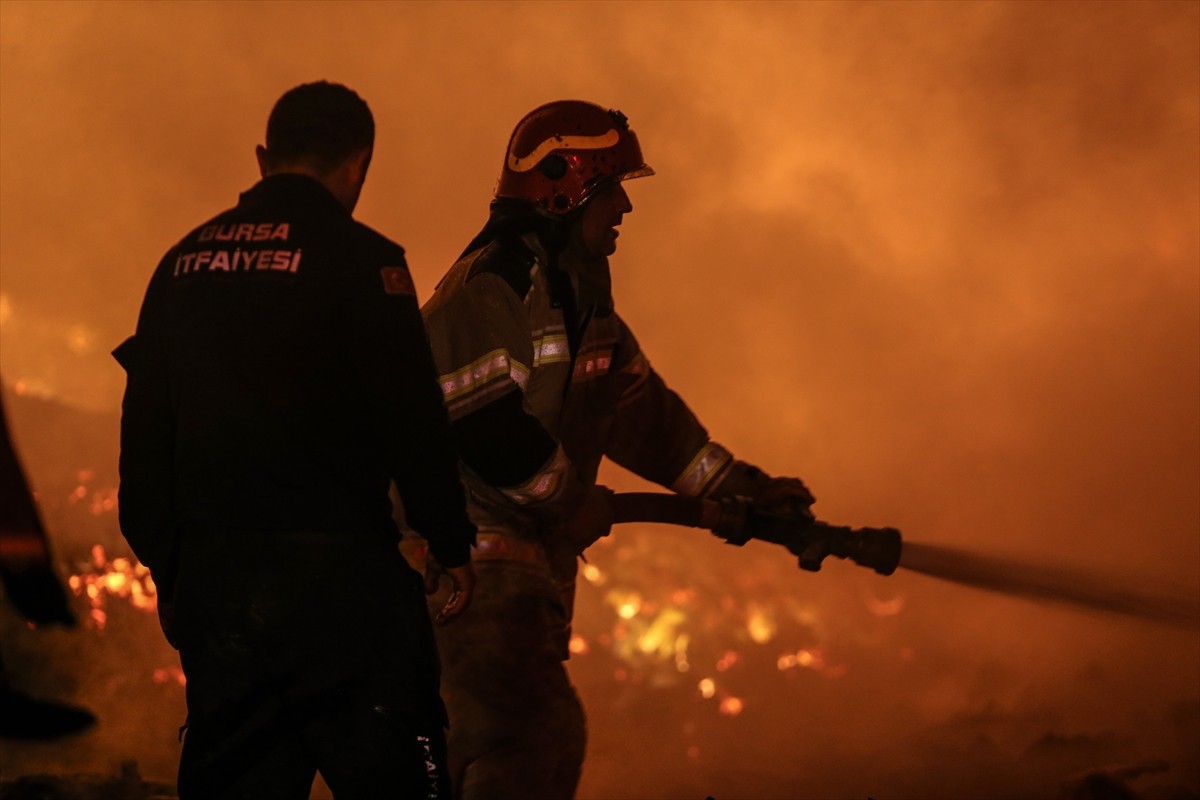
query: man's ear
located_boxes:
[255,145,270,178]
[349,146,372,184]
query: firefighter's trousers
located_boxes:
[173,528,451,799]
[430,560,587,800]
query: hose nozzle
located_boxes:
[820,526,902,576]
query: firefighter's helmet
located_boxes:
[495,100,654,215]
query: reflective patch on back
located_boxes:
[382,266,415,296]
[417,734,440,799]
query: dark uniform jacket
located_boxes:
[116,173,475,593]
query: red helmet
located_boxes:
[495,100,654,215]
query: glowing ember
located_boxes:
[88,487,118,516]
[774,646,848,679]
[581,563,605,585]
[68,543,158,631]
[10,378,54,400]
[669,588,694,605]
[715,650,740,672]
[776,647,823,671]
[66,470,120,517]
[746,603,776,644]
[579,528,846,715]
[718,696,745,716]
[674,634,691,673]
[153,666,187,687]
[610,589,642,620]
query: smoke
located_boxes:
[1,2,1197,797]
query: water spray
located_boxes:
[899,541,1199,629]
[611,493,1200,629]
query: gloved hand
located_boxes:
[753,476,816,520]
[553,483,615,555]
[422,556,476,624]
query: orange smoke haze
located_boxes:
[1,2,1197,798]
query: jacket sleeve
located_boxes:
[115,263,178,591]
[604,318,771,499]
[348,240,476,568]
[423,271,582,521]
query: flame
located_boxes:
[68,543,158,631]
[746,603,777,644]
[636,608,686,657]
[581,533,845,715]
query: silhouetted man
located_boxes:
[116,81,475,798]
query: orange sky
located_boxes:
[1,2,1197,797]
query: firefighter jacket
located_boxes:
[422,232,768,565]
[115,174,476,593]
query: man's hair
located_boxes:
[262,81,374,173]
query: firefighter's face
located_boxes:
[576,181,633,257]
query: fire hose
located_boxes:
[611,492,902,575]
[610,493,1200,629]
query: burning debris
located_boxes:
[66,545,158,632]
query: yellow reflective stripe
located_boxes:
[509,359,530,387]
[439,348,529,403]
[671,442,734,497]
[501,447,571,505]
[533,333,570,366]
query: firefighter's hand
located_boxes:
[560,484,616,553]
[428,560,474,624]
[754,476,816,520]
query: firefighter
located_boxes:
[419,100,814,799]
[115,81,476,799]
